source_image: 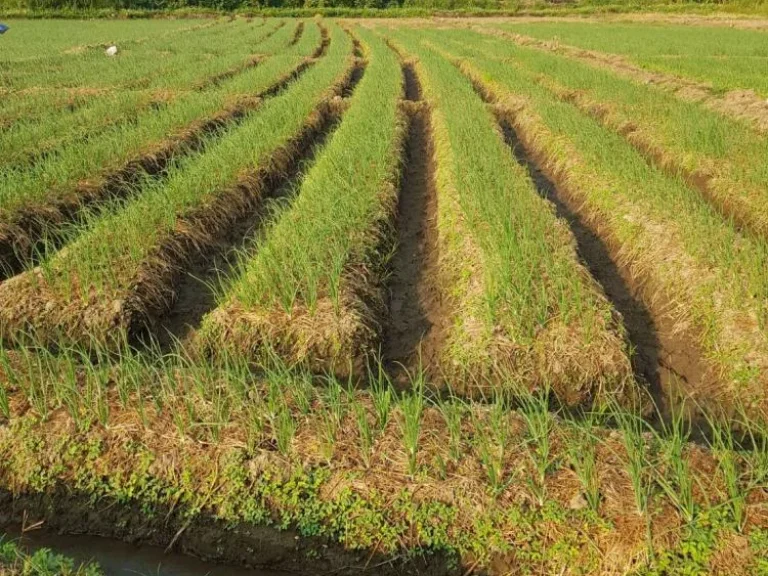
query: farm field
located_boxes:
[1,15,768,576]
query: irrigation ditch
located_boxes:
[1,524,282,576]
[0,489,455,576]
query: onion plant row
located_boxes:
[494,21,768,98]
[0,21,289,172]
[0,21,319,273]
[0,23,355,349]
[448,48,768,416]
[434,28,768,241]
[198,27,404,376]
[384,29,632,404]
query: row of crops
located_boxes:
[2,16,768,575]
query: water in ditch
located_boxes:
[3,527,287,576]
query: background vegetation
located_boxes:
[1,0,767,19]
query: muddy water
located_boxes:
[3,527,286,576]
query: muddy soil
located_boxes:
[383,64,446,386]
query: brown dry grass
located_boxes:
[202,265,379,378]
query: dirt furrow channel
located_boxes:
[288,21,304,46]
[382,63,445,386]
[501,117,712,418]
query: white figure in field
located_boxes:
[105,45,118,56]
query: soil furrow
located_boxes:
[197,30,409,379]
[495,117,685,416]
[288,21,304,46]
[382,63,444,385]
[259,28,332,101]
[0,26,329,282]
[0,26,346,351]
[340,37,365,98]
[194,55,265,91]
[192,23,286,91]
[0,101,245,281]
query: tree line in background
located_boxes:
[2,0,505,10]
[0,0,755,14]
